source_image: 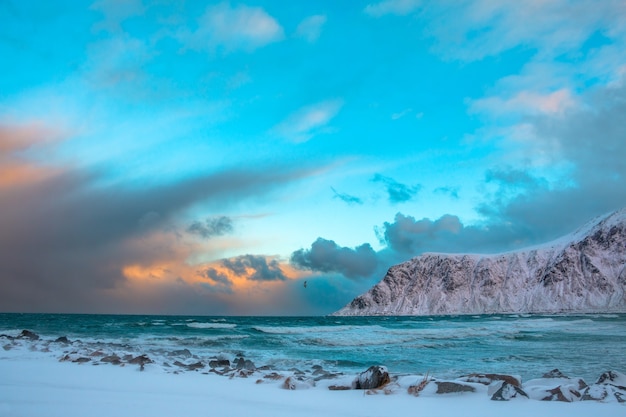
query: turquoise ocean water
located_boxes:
[1,313,625,381]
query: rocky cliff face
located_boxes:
[334,208,626,316]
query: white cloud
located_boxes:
[296,15,327,43]
[179,2,284,52]
[274,99,344,143]
[364,0,421,17]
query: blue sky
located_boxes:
[1,0,625,315]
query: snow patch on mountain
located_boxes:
[334,208,626,316]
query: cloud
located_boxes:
[179,2,284,52]
[0,124,318,312]
[220,254,288,282]
[470,89,577,118]
[434,186,459,199]
[91,0,145,34]
[364,0,421,17]
[372,174,421,203]
[291,238,378,279]
[199,267,234,294]
[187,216,234,239]
[296,14,327,42]
[273,99,343,143]
[331,187,363,205]
[391,108,413,120]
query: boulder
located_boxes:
[458,373,521,387]
[435,381,476,394]
[491,382,529,401]
[542,369,568,378]
[168,349,193,358]
[353,366,390,390]
[100,355,122,365]
[581,370,626,403]
[523,376,587,402]
[235,357,256,371]
[209,359,230,369]
[54,336,70,344]
[17,330,39,341]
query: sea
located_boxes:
[1,313,625,382]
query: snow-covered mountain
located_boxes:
[334,208,626,316]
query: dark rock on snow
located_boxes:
[435,381,476,394]
[458,373,521,387]
[491,382,529,401]
[353,366,390,390]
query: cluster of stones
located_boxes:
[3,330,625,403]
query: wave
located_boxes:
[186,323,237,329]
[253,325,380,334]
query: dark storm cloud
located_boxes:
[291,238,378,279]
[331,187,363,205]
[187,216,234,238]
[221,254,288,281]
[0,154,315,312]
[371,174,421,203]
[198,267,234,294]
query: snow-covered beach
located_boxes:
[1,345,625,417]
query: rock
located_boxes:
[328,385,352,391]
[435,381,475,394]
[542,369,567,378]
[128,354,152,365]
[100,355,122,365]
[581,384,626,403]
[458,373,521,387]
[596,370,626,388]
[17,330,39,341]
[72,357,91,363]
[54,336,70,344]
[353,366,390,390]
[263,372,284,381]
[235,358,256,371]
[128,354,152,370]
[168,349,193,358]
[282,376,314,390]
[491,382,529,401]
[174,361,205,371]
[524,376,587,402]
[209,359,230,368]
[581,370,626,403]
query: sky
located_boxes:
[1,0,625,316]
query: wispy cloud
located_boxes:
[179,2,284,52]
[273,99,343,143]
[372,174,421,203]
[364,0,421,17]
[296,15,327,43]
[331,187,363,205]
[470,89,577,117]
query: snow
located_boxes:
[1,348,624,417]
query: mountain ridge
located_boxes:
[334,208,626,316]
